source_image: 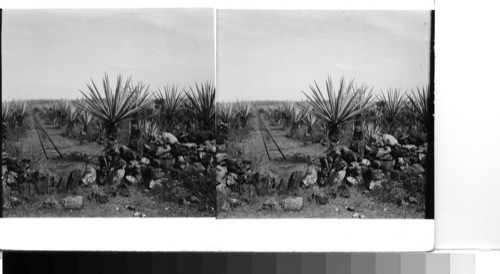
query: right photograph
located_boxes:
[216,10,433,219]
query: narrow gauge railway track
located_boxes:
[33,114,65,160]
[257,113,287,161]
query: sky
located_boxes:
[217,10,431,102]
[2,9,215,100]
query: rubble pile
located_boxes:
[2,130,217,212]
[216,133,427,212]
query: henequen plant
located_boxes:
[236,102,253,128]
[217,102,236,125]
[66,103,82,132]
[185,82,216,131]
[303,76,373,144]
[302,111,318,135]
[76,74,152,144]
[141,120,160,140]
[407,85,430,130]
[285,103,305,133]
[377,88,406,131]
[12,101,30,127]
[79,110,95,136]
[155,85,184,129]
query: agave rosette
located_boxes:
[185,81,216,129]
[407,85,430,126]
[76,74,152,126]
[303,76,374,127]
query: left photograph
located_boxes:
[1,9,216,217]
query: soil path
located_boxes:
[219,114,424,219]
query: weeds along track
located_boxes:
[257,113,287,161]
[33,114,65,160]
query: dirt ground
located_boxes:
[3,116,211,217]
[219,114,424,219]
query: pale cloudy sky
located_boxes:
[2,9,214,100]
[217,10,431,102]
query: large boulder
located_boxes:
[5,171,19,186]
[149,179,164,189]
[280,197,304,211]
[60,196,84,210]
[81,167,97,186]
[125,175,139,185]
[383,134,398,146]
[369,180,384,191]
[345,176,359,186]
[226,172,238,187]
[105,168,125,185]
[408,164,425,174]
[375,147,392,159]
[40,197,59,209]
[161,132,178,145]
[261,197,279,211]
[324,169,346,187]
[155,146,172,159]
[302,166,317,187]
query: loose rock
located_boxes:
[81,168,97,186]
[302,166,318,187]
[280,197,304,211]
[60,196,84,210]
[261,197,279,210]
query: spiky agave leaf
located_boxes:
[407,85,430,127]
[141,120,160,139]
[185,82,216,130]
[292,104,305,123]
[2,102,12,122]
[377,88,406,118]
[217,102,236,125]
[302,76,374,142]
[236,102,253,128]
[10,101,31,127]
[79,110,95,128]
[366,122,382,139]
[302,110,318,130]
[67,103,82,124]
[155,85,184,118]
[76,74,152,141]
